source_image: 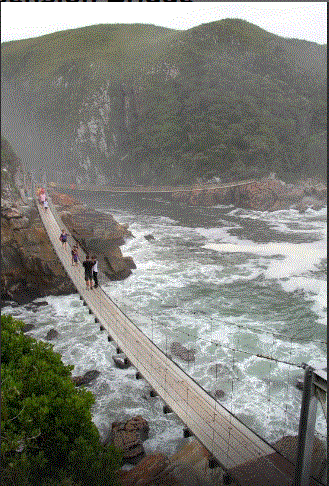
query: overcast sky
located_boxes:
[1,2,327,45]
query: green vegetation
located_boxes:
[1,314,122,486]
[1,20,327,185]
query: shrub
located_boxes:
[1,314,122,486]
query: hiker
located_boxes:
[92,256,98,288]
[59,229,68,249]
[71,245,79,266]
[43,198,49,212]
[39,191,46,205]
[82,254,94,290]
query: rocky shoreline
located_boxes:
[172,176,327,212]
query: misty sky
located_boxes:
[1,2,327,45]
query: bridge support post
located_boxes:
[183,427,193,438]
[150,390,158,397]
[163,405,172,414]
[136,372,143,380]
[116,347,122,354]
[293,365,317,486]
[107,335,113,342]
[208,456,220,469]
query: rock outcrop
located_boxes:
[1,201,77,304]
[50,191,136,281]
[172,177,327,212]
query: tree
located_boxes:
[1,314,122,486]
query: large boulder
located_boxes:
[112,354,131,369]
[106,416,150,464]
[170,342,196,363]
[72,370,100,386]
[45,328,59,340]
[124,416,150,443]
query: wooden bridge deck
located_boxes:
[36,195,307,486]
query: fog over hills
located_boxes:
[1,19,327,185]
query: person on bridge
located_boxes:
[92,256,98,288]
[39,190,46,206]
[59,229,69,249]
[71,245,79,266]
[43,198,49,212]
[82,254,94,290]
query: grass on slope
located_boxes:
[1,23,179,84]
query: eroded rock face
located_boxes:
[1,203,76,304]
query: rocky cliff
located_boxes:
[1,20,327,188]
[1,137,135,304]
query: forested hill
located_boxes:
[1,20,327,186]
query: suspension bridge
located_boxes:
[34,185,326,486]
[47,179,257,194]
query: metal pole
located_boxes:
[293,365,318,486]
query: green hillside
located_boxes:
[1,20,327,185]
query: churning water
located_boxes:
[3,192,326,456]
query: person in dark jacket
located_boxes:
[59,229,68,249]
[92,256,98,288]
[82,254,94,290]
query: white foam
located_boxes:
[204,240,327,279]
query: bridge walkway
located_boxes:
[35,193,321,486]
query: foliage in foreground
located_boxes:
[1,314,122,486]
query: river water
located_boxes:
[2,191,327,457]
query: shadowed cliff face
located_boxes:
[1,21,326,186]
